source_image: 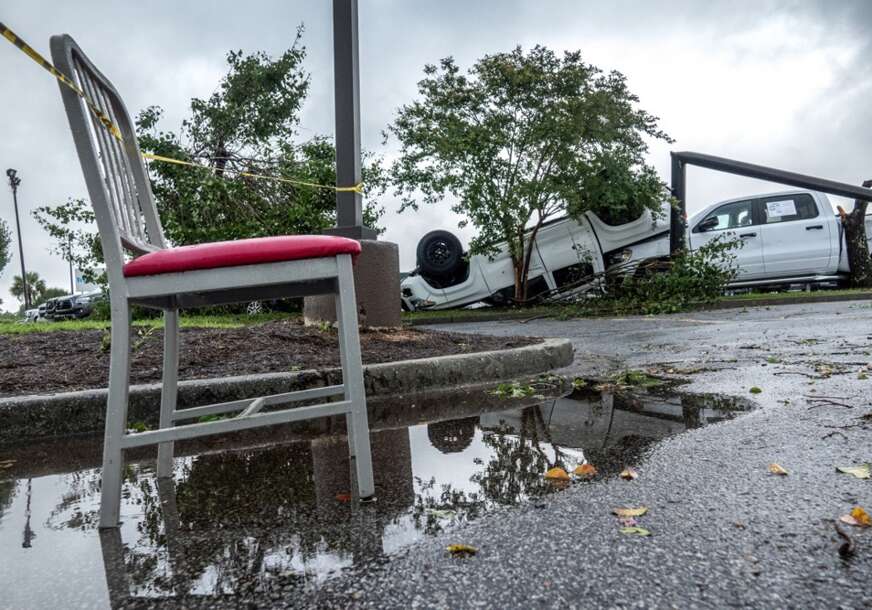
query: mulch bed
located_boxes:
[0,319,537,397]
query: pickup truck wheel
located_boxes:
[417,230,463,280]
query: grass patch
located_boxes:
[403,287,872,323]
[0,312,292,335]
[721,288,872,302]
[611,370,664,388]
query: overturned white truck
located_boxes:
[401,152,872,311]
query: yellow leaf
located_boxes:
[544,467,570,481]
[768,463,788,476]
[447,544,478,556]
[574,464,597,479]
[619,467,638,480]
[851,506,871,527]
[613,506,648,518]
[619,526,650,536]
[836,464,871,480]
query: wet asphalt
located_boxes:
[302,300,872,609]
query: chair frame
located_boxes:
[50,34,375,528]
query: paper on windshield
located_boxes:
[766,199,797,218]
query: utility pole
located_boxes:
[304,0,401,327]
[329,0,375,240]
[6,169,30,309]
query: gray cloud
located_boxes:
[1,0,870,310]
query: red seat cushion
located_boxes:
[123,235,361,278]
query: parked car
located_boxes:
[401,206,669,310]
[23,308,41,323]
[43,291,104,320]
[682,190,872,288]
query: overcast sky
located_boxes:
[1,0,870,311]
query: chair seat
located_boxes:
[123,235,362,278]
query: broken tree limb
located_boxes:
[841,178,872,288]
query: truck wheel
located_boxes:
[416,230,463,280]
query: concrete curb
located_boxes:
[0,338,573,443]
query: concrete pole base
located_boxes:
[304,239,401,328]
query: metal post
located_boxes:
[329,0,376,240]
[669,153,686,254]
[6,169,30,309]
[68,236,75,294]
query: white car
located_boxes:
[401,206,669,310]
[685,190,872,288]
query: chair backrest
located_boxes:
[50,34,166,278]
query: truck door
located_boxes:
[758,193,832,276]
[689,198,764,279]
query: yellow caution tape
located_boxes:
[142,153,363,193]
[0,22,122,141]
[0,22,363,194]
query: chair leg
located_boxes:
[157,309,179,479]
[99,298,132,528]
[335,254,375,499]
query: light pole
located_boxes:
[6,169,30,309]
[329,0,375,240]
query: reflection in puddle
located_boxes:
[0,384,752,607]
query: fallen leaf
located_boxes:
[619,526,651,536]
[768,463,788,476]
[750,386,763,394]
[836,464,871,480]
[447,544,477,557]
[613,506,649,518]
[849,506,871,527]
[544,467,570,481]
[335,493,351,503]
[620,467,638,480]
[574,464,597,479]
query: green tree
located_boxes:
[388,45,672,300]
[34,28,385,280]
[10,271,46,305]
[0,219,10,277]
[34,286,68,306]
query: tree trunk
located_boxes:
[512,221,545,303]
[842,179,872,288]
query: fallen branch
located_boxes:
[807,399,854,409]
[773,371,818,378]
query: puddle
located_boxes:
[0,384,753,607]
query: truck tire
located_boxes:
[416,230,463,280]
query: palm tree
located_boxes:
[10,271,46,305]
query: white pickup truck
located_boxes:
[622,189,872,288]
[400,189,872,310]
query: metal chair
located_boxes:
[50,34,375,528]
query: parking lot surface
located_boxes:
[307,300,872,608]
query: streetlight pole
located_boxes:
[304,0,401,327]
[329,0,375,240]
[6,169,30,309]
